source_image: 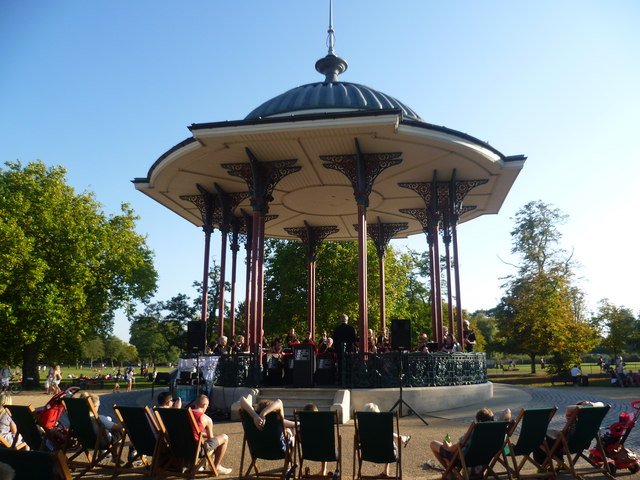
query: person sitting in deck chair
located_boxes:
[191,395,232,475]
[430,407,511,473]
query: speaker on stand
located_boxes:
[388,319,428,426]
[187,321,207,353]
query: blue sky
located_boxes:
[2,1,639,341]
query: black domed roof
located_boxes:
[245,54,422,121]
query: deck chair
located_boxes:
[294,410,342,479]
[441,420,510,480]
[0,448,72,480]
[153,406,218,478]
[239,409,295,480]
[546,404,614,480]
[63,396,123,479]
[353,410,401,480]
[4,405,46,451]
[112,405,163,477]
[496,407,558,479]
[0,429,26,450]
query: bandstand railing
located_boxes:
[178,350,487,389]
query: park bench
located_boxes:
[551,374,574,385]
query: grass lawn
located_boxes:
[488,366,610,387]
[35,365,176,391]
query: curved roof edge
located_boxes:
[134,110,524,184]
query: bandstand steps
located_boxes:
[257,387,339,417]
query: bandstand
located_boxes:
[133,11,526,418]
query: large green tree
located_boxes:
[0,161,157,387]
[495,201,598,373]
[594,299,638,357]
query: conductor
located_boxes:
[332,314,356,356]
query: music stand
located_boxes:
[389,349,428,426]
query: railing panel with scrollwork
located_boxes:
[180,351,486,388]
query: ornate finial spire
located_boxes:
[327,0,335,55]
[315,0,348,84]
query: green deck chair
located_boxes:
[113,405,163,477]
[63,396,122,479]
[353,410,401,480]
[441,420,510,480]
[4,405,46,451]
[548,405,614,480]
[0,448,71,480]
[496,407,558,479]
[153,406,218,478]
[239,410,294,480]
[294,410,342,479]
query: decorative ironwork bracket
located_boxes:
[320,138,402,207]
[222,148,301,215]
[285,222,339,262]
[353,218,408,258]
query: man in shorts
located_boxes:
[191,395,232,475]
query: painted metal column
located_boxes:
[217,229,227,338]
[452,222,464,346]
[321,138,403,353]
[242,210,253,346]
[365,219,408,335]
[256,213,266,353]
[200,226,213,324]
[442,215,454,335]
[285,222,339,342]
[250,211,261,353]
[229,219,240,339]
[223,148,301,357]
[356,204,368,352]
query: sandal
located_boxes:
[402,435,411,448]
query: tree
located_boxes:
[262,239,419,341]
[81,337,105,367]
[129,305,181,363]
[594,299,638,357]
[103,335,134,367]
[0,161,157,388]
[494,201,598,373]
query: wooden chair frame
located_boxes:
[546,405,615,480]
[441,420,511,480]
[493,407,558,479]
[153,406,218,479]
[62,397,124,479]
[353,410,402,480]
[112,404,164,478]
[294,409,342,480]
[239,409,295,480]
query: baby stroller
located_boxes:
[588,400,640,474]
[36,386,81,450]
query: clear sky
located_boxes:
[2,1,639,341]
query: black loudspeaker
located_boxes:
[187,321,207,353]
[390,319,411,350]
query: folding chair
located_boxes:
[154,406,218,478]
[63,396,123,479]
[441,420,510,480]
[496,407,558,479]
[0,448,71,480]
[4,405,46,451]
[353,410,401,480]
[547,404,614,480]
[294,410,342,479]
[239,409,295,480]
[112,405,163,477]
